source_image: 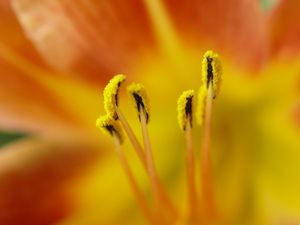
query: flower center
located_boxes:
[97,50,222,225]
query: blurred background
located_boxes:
[1,0,300,224]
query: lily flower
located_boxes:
[0,0,300,225]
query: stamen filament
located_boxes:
[115,106,147,168]
[140,107,159,204]
[113,136,155,224]
[185,120,197,222]
[116,103,177,222]
[201,81,216,219]
[140,107,178,223]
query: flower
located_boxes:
[1,0,300,225]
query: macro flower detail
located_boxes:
[127,83,151,124]
[96,115,124,144]
[201,50,222,99]
[103,74,126,120]
[177,89,195,131]
[96,50,223,224]
[1,1,300,225]
[197,50,222,126]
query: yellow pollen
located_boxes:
[127,83,151,123]
[96,115,124,144]
[202,50,222,98]
[177,90,195,131]
[103,74,126,120]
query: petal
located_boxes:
[11,0,268,81]
[0,42,103,138]
[0,2,90,137]
[292,100,300,129]
[0,139,101,225]
[163,0,268,69]
[11,0,156,81]
[0,2,80,136]
[0,56,78,136]
[0,1,46,66]
[268,0,300,59]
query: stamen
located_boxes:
[177,90,195,131]
[104,78,176,221]
[201,82,216,219]
[197,50,222,125]
[103,74,126,120]
[115,108,148,167]
[96,115,124,144]
[198,50,222,220]
[201,50,222,99]
[103,75,147,169]
[97,50,223,224]
[96,115,155,224]
[127,83,150,123]
[113,136,156,224]
[129,84,178,222]
[177,90,198,222]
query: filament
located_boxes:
[140,107,178,224]
[113,136,155,224]
[201,81,216,219]
[114,106,148,169]
[185,120,198,222]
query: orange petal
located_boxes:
[11,0,268,80]
[0,1,46,67]
[0,3,86,136]
[268,0,300,59]
[163,0,268,70]
[0,139,101,225]
[11,0,156,81]
[0,56,79,136]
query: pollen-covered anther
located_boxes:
[202,50,222,98]
[103,74,126,120]
[127,83,150,123]
[96,115,124,144]
[177,90,195,131]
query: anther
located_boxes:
[201,50,222,99]
[127,83,150,123]
[103,74,126,120]
[197,50,222,125]
[177,90,195,131]
[96,115,124,144]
